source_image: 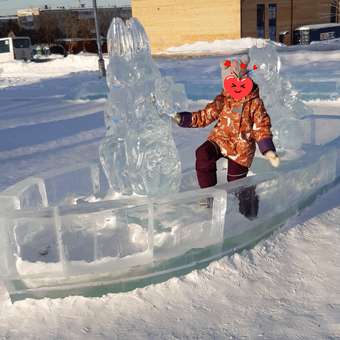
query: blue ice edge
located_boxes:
[0,121,340,302]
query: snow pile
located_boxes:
[281,49,340,66]
[0,54,108,88]
[164,36,340,56]
[279,38,340,52]
[163,37,278,55]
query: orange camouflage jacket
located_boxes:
[179,84,275,168]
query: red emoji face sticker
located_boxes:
[223,76,253,100]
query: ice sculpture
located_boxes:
[99,18,188,196]
[249,43,309,152]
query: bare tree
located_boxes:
[78,17,93,51]
[2,20,20,38]
[60,11,80,53]
[38,13,59,44]
[62,11,79,40]
[99,9,114,35]
[78,18,93,39]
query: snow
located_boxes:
[1,184,339,339]
[163,37,275,56]
[0,54,104,88]
[162,36,340,56]
[297,23,340,30]
[0,45,340,339]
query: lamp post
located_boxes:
[92,0,106,77]
[290,0,294,45]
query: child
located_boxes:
[173,56,279,218]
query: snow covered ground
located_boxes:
[162,37,271,56]
[1,185,340,339]
[0,45,340,339]
[161,36,340,56]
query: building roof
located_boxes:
[15,5,131,17]
[17,8,40,16]
[56,37,106,42]
[39,5,131,12]
[296,23,340,30]
[0,16,18,21]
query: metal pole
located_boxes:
[290,0,294,45]
[92,0,106,77]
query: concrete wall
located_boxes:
[132,0,241,53]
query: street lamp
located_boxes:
[290,0,294,45]
[92,0,106,77]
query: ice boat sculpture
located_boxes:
[1,20,340,301]
[0,116,339,301]
[99,18,187,196]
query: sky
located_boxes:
[0,0,130,16]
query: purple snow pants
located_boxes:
[195,140,258,219]
[195,140,248,187]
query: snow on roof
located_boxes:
[296,23,340,30]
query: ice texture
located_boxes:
[2,137,339,298]
[99,18,188,196]
[0,177,48,210]
[306,116,340,146]
[1,118,340,298]
[248,43,309,152]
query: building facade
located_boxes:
[0,6,132,47]
[132,0,241,53]
[37,6,131,40]
[17,8,40,30]
[241,0,336,44]
[132,0,338,53]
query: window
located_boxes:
[13,38,30,49]
[0,39,10,53]
[320,31,335,41]
[257,4,265,38]
[268,4,277,41]
[330,4,337,23]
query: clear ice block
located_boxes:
[99,17,187,196]
[249,43,308,152]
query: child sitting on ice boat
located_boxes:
[173,55,279,218]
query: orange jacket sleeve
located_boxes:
[190,94,224,128]
[251,98,273,142]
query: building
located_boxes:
[42,6,131,51]
[11,6,131,46]
[132,0,241,53]
[132,0,338,53]
[17,8,40,30]
[17,6,131,34]
[241,0,337,44]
